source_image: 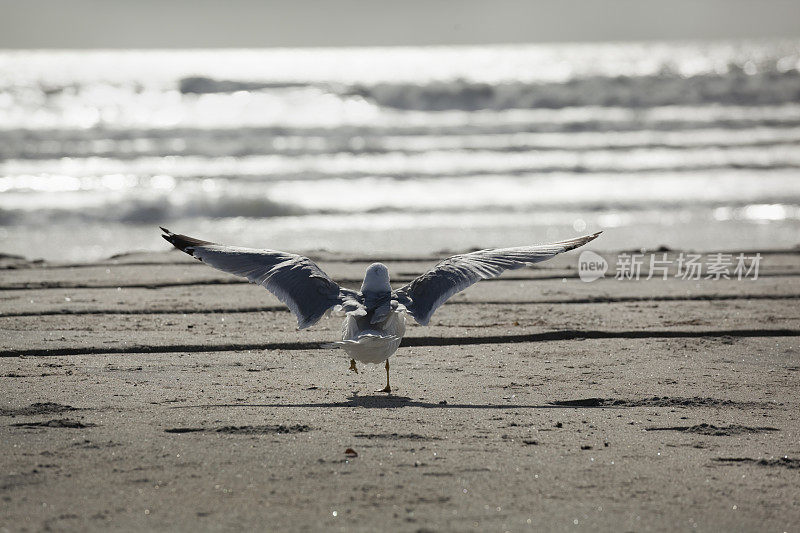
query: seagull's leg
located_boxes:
[375,360,391,393]
[349,359,358,374]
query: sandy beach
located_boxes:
[1,247,798,532]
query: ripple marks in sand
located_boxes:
[11,419,96,429]
[715,457,800,469]
[548,396,772,408]
[0,403,80,417]
[165,424,311,434]
[645,424,779,436]
[353,432,442,441]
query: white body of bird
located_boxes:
[337,310,406,364]
[330,262,406,364]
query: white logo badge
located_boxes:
[578,251,607,282]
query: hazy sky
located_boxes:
[2,0,799,48]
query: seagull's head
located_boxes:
[361,262,391,293]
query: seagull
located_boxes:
[160,228,601,393]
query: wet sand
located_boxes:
[1,248,799,532]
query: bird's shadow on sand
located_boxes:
[171,394,619,410]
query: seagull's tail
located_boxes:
[321,334,401,350]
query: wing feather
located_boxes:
[394,232,601,325]
[161,228,360,329]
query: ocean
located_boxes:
[1,41,799,262]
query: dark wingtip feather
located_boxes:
[583,230,603,244]
[557,231,603,252]
[159,227,214,256]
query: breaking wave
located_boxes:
[0,194,305,226]
[179,66,800,111]
[3,168,799,226]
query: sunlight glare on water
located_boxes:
[1,42,800,261]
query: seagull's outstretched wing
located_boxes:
[160,228,360,329]
[394,232,601,326]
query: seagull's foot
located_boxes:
[349,359,358,374]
